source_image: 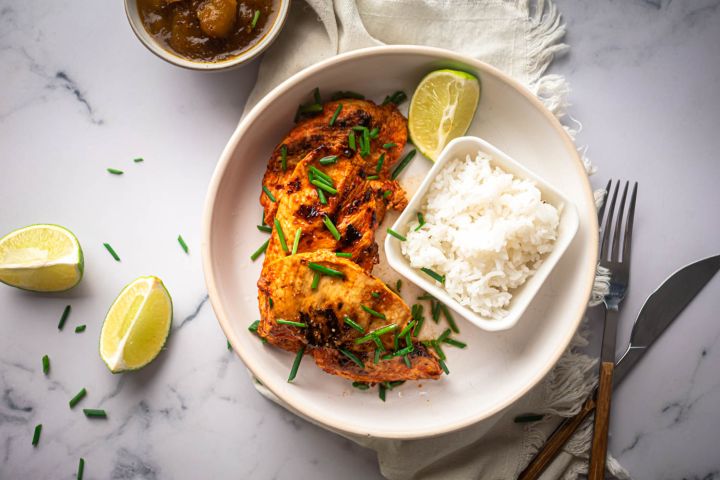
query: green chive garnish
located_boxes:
[343,316,365,333]
[313,87,321,104]
[291,228,302,255]
[322,215,341,240]
[319,155,338,165]
[351,126,369,132]
[375,153,385,173]
[386,228,406,241]
[379,383,387,401]
[421,267,445,284]
[287,346,305,382]
[439,358,450,375]
[396,279,402,292]
[277,319,307,328]
[69,388,87,408]
[366,175,379,180]
[398,320,417,340]
[311,272,321,290]
[383,190,392,199]
[352,381,370,390]
[106,168,123,175]
[177,235,189,254]
[382,91,408,106]
[443,338,467,349]
[433,340,446,361]
[373,336,385,352]
[369,127,379,139]
[374,348,382,364]
[257,224,272,233]
[317,187,327,204]
[330,91,365,100]
[308,262,344,277]
[391,149,416,180]
[32,424,42,446]
[384,345,414,359]
[312,179,338,194]
[361,304,386,320]
[437,328,452,344]
[280,144,287,172]
[133,157,143,163]
[227,340,232,350]
[262,185,276,202]
[274,218,289,253]
[82,409,107,419]
[354,323,397,344]
[339,348,365,369]
[383,143,396,149]
[431,300,441,322]
[77,458,85,479]
[58,305,71,330]
[403,355,412,368]
[248,320,260,333]
[440,303,459,333]
[268,297,274,308]
[42,355,50,375]
[250,239,269,261]
[371,292,380,298]
[415,212,425,231]
[335,252,352,258]
[251,9,260,29]
[75,325,86,333]
[103,243,120,262]
[514,413,545,423]
[309,166,334,185]
[329,104,343,126]
[348,131,356,150]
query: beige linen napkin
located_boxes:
[244,1,629,478]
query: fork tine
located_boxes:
[611,182,629,262]
[600,180,619,261]
[597,179,612,224]
[622,182,638,264]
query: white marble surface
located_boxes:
[1,0,719,479]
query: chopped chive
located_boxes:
[32,424,42,446]
[291,228,302,255]
[382,91,408,106]
[440,304,459,333]
[251,9,260,29]
[227,340,232,350]
[379,383,387,401]
[322,215,341,240]
[316,187,328,204]
[421,267,445,284]
[417,293,435,301]
[262,185,276,203]
[339,348,365,369]
[273,218,289,253]
[308,166,334,185]
[312,179,338,194]
[257,224,272,233]
[348,131,356,150]
[404,355,412,367]
[329,104,343,126]
[74,325,86,333]
[133,157,143,163]
[514,413,545,423]
[386,228,406,241]
[383,190,392,199]
[58,305,71,330]
[313,87,321,104]
[361,304,386,320]
[415,212,425,231]
[383,143,396,149]
[371,292,380,298]
[437,328,452,344]
[268,297,274,308]
[396,279,402,292]
[77,458,85,479]
[351,126,369,133]
[250,239,269,261]
[431,300,441,322]
[413,310,424,336]
[398,320,417,340]
[319,155,338,165]
[439,358,450,375]
[103,243,120,262]
[287,346,305,382]
[277,319,307,328]
[248,320,260,333]
[280,145,287,172]
[335,252,352,258]
[352,381,370,390]
[177,235,189,254]
[308,262,344,277]
[391,149,416,180]
[433,340,446,361]
[373,338,385,354]
[42,355,50,375]
[106,168,123,175]
[362,129,371,157]
[82,409,107,419]
[311,271,321,290]
[355,323,397,344]
[343,316,365,333]
[296,102,323,122]
[374,348,382,364]
[369,127,379,139]
[393,331,400,351]
[69,388,87,409]
[330,91,365,100]
[443,338,467,349]
[366,175,379,180]
[375,153,385,173]
[261,209,266,225]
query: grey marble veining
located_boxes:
[1,0,719,479]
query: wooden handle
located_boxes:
[588,361,615,480]
[518,395,597,480]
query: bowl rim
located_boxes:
[201,45,599,439]
[384,135,580,332]
[124,0,290,71]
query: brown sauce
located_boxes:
[137,0,277,62]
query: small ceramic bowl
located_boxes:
[384,136,580,332]
[124,0,289,71]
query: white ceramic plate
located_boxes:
[385,136,579,332]
[202,46,598,439]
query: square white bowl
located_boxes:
[384,136,580,332]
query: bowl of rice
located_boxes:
[385,136,579,331]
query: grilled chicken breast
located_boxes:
[260,99,408,225]
[257,251,442,383]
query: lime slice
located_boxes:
[100,276,173,373]
[408,69,481,161]
[0,224,84,292]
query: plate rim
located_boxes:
[201,45,599,439]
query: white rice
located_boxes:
[402,152,559,320]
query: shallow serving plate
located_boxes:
[202,45,598,439]
[385,136,579,332]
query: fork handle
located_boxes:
[588,361,614,479]
[518,395,597,480]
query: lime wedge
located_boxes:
[408,69,481,161]
[0,224,84,292]
[100,276,173,373]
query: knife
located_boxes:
[518,254,720,480]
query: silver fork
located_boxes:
[588,180,639,480]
